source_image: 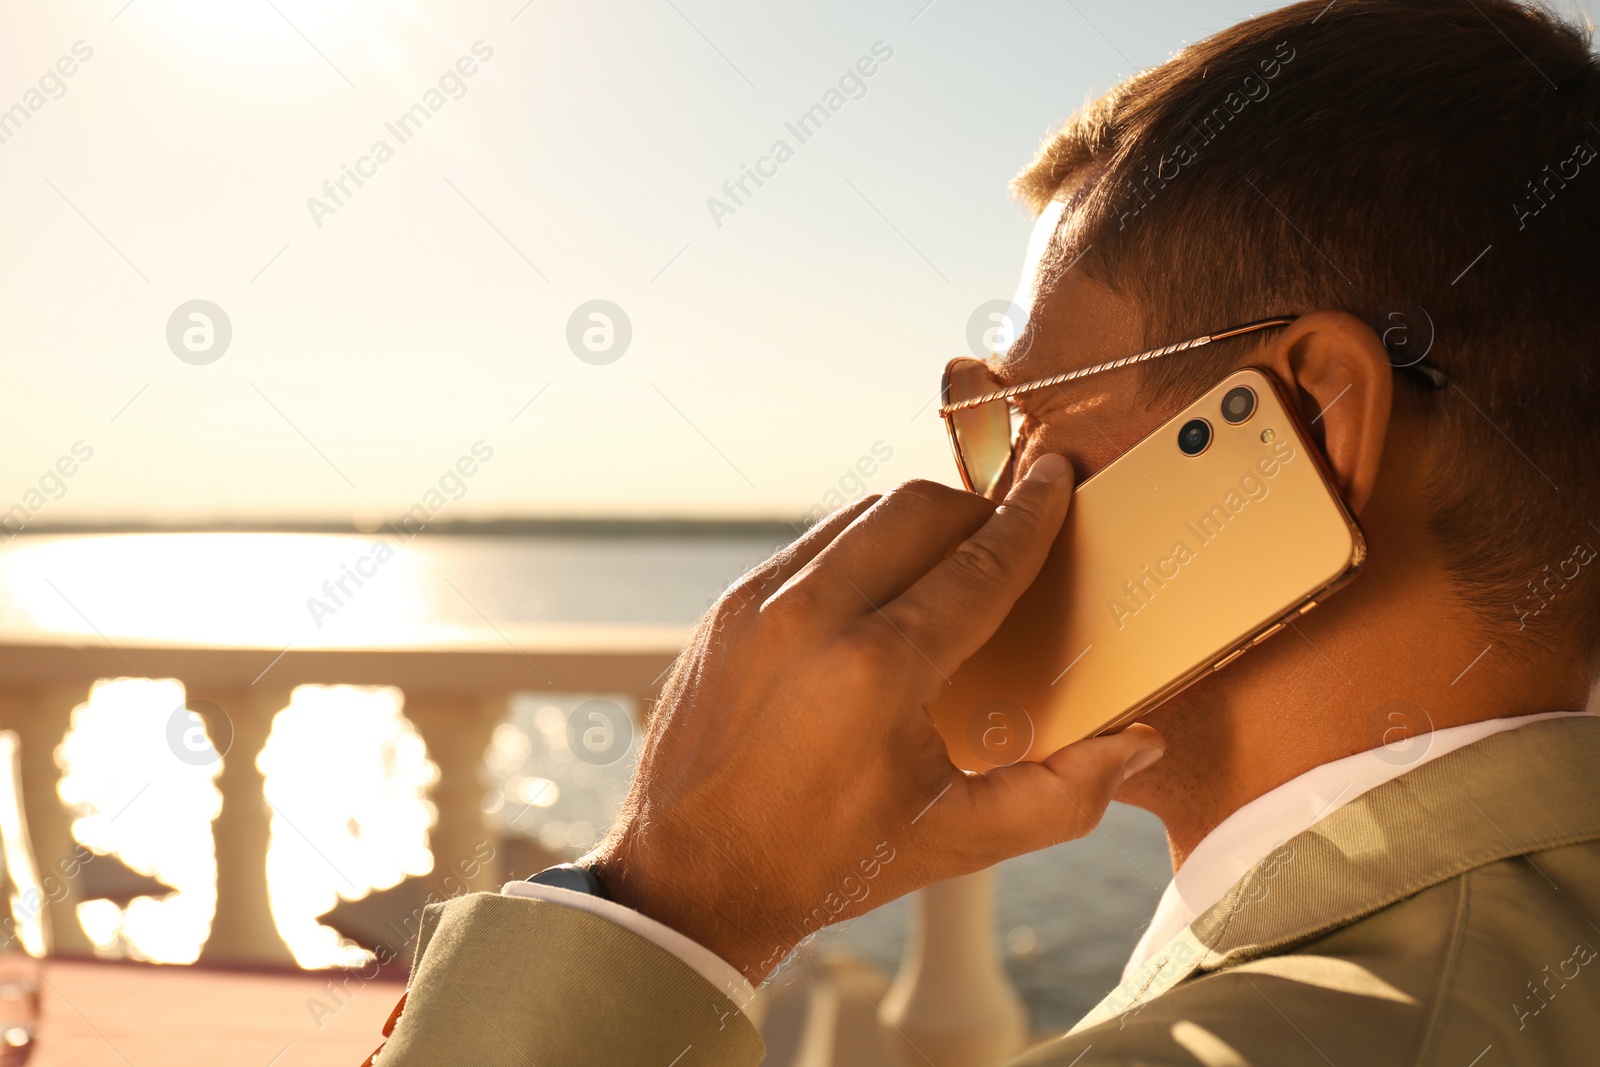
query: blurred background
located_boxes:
[2,1,1593,1064]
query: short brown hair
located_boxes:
[1015,0,1600,657]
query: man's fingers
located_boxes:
[770,495,881,582]
[881,454,1074,673]
[712,496,878,629]
[775,481,993,620]
[930,724,1166,864]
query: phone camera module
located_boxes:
[1221,386,1257,424]
[1177,418,1212,456]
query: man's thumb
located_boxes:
[953,724,1166,861]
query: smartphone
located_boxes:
[929,366,1366,772]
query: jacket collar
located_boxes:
[1072,715,1600,1033]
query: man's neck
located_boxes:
[1115,612,1592,870]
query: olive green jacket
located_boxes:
[370,716,1600,1066]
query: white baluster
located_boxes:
[878,868,1028,1067]
[199,685,297,964]
[403,693,506,895]
[0,684,95,956]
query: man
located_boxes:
[368,0,1600,1062]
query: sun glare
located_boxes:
[57,678,220,963]
[120,0,381,70]
[259,685,437,969]
[55,679,441,968]
[0,534,429,648]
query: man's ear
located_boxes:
[1262,311,1393,515]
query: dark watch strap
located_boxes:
[525,862,609,900]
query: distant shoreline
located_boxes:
[10,517,810,540]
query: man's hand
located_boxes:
[585,454,1165,982]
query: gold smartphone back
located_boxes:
[930,367,1365,771]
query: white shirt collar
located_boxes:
[1122,709,1594,981]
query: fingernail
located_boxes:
[1120,745,1164,782]
[1024,453,1068,484]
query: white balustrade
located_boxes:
[0,633,1031,1067]
[0,634,677,963]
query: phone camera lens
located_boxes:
[1177,418,1212,456]
[1221,386,1256,424]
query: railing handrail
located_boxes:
[0,632,686,694]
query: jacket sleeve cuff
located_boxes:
[500,879,759,1019]
[373,891,764,1066]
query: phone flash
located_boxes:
[1260,428,1276,443]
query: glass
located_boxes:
[942,357,1017,499]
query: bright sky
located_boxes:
[4,0,1595,523]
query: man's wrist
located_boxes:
[587,845,794,983]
